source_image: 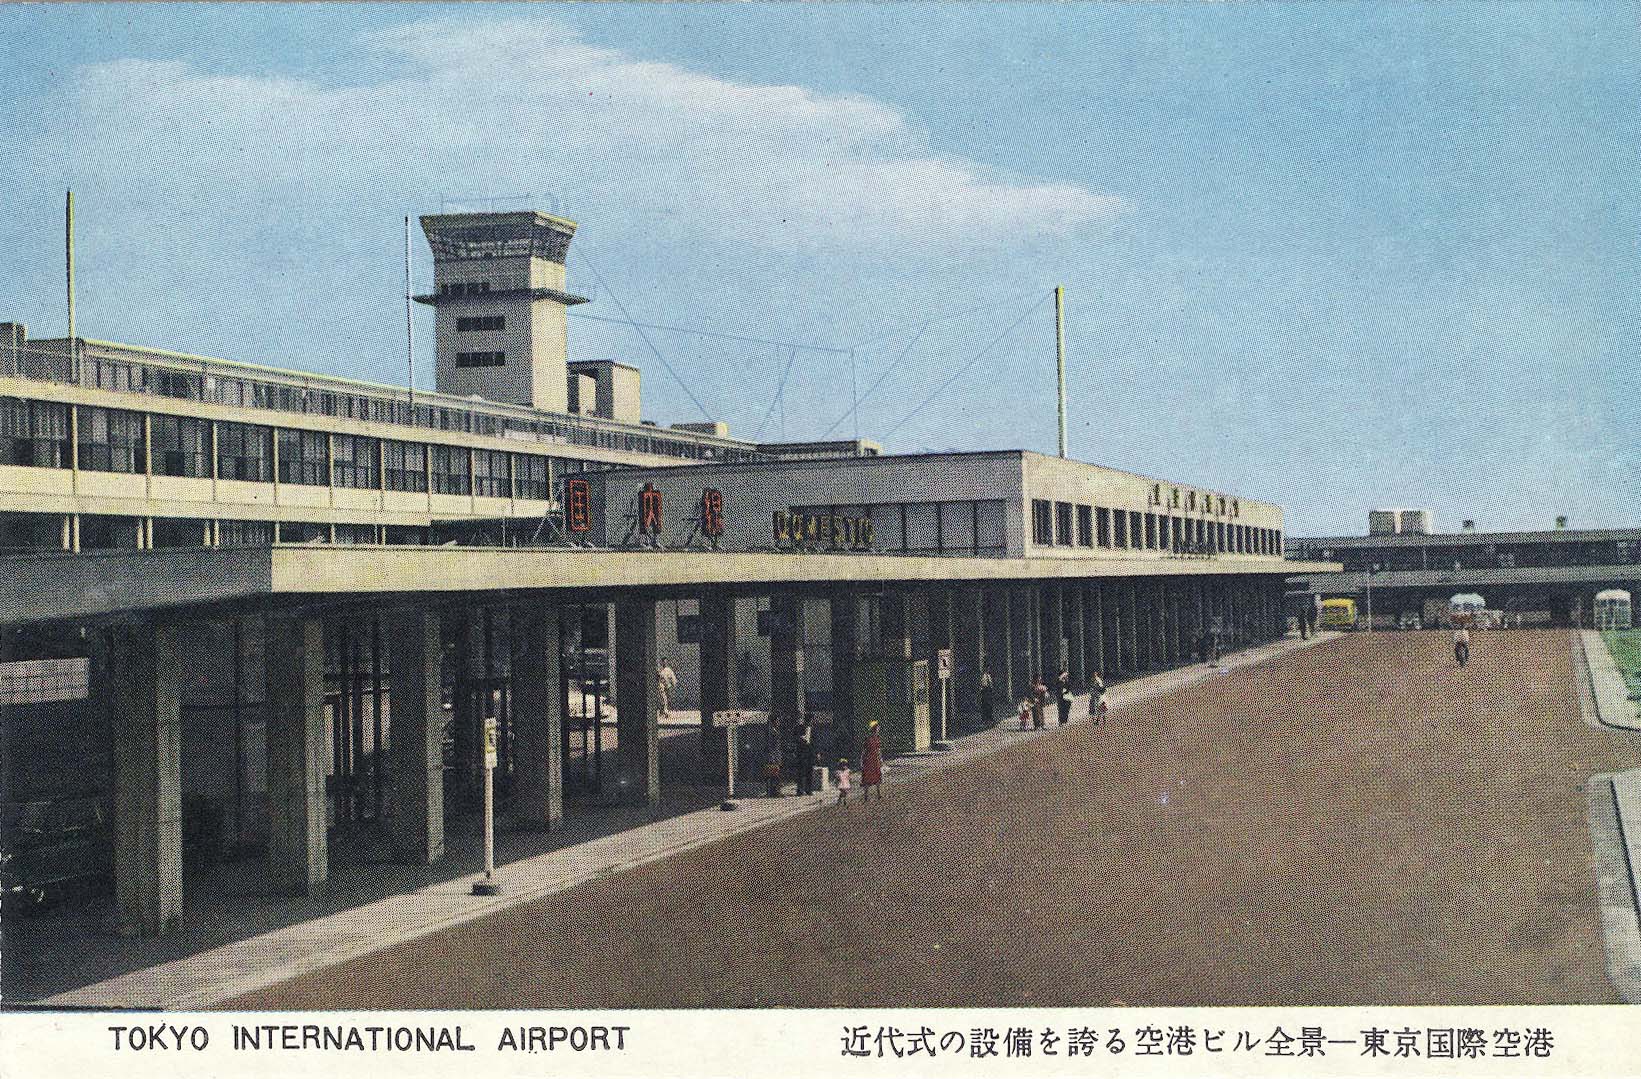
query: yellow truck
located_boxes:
[1320,598,1358,630]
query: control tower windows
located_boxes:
[455,351,506,368]
[457,315,506,332]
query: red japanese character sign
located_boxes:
[700,487,724,538]
[565,477,591,533]
[639,483,663,536]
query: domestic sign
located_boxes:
[482,716,498,769]
[936,648,952,681]
[711,709,767,728]
[771,509,874,550]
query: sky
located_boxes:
[1,2,1636,536]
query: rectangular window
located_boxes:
[215,421,272,482]
[455,351,506,368]
[1114,510,1129,549]
[383,440,428,493]
[1031,499,1054,546]
[78,406,146,474]
[1054,501,1073,546]
[218,519,274,547]
[939,501,975,553]
[1145,513,1157,550]
[1130,511,1143,550]
[332,434,380,490]
[1096,507,1111,547]
[869,503,905,551]
[456,315,506,332]
[334,523,378,545]
[0,398,70,468]
[276,429,328,486]
[431,444,471,495]
[1076,505,1093,547]
[278,521,330,544]
[513,454,550,501]
[473,449,511,498]
[975,501,1006,552]
[151,517,207,547]
[905,502,940,552]
[150,414,209,478]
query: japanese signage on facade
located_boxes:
[564,477,591,533]
[772,509,874,550]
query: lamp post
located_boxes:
[1366,563,1380,633]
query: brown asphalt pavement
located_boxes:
[231,630,1640,1008]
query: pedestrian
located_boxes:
[656,656,677,722]
[1089,672,1108,724]
[764,716,783,798]
[1056,681,1073,726]
[1018,697,1032,731]
[834,758,851,804]
[1453,623,1471,668]
[1031,676,1047,730]
[795,717,816,796]
[979,666,994,725]
[862,720,884,802]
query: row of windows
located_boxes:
[455,351,506,368]
[439,281,493,296]
[792,501,1008,555]
[0,397,563,500]
[456,315,505,332]
[1031,498,1281,556]
[55,350,760,463]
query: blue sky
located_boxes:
[1,3,1635,535]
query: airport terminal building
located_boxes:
[0,208,1330,939]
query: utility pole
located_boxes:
[404,215,415,413]
[1054,286,1067,458]
[66,191,78,383]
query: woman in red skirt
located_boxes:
[862,720,884,802]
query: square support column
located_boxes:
[266,615,327,896]
[612,595,660,805]
[768,591,806,780]
[983,586,1013,704]
[1065,583,1086,688]
[923,588,953,739]
[389,608,444,864]
[699,591,738,784]
[829,591,860,761]
[1008,585,1034,690]
[1102,580,1120,675]
[110,625,183,936]
[1125,580,1142,672]
[953,587,985,727]
[511,603,563,830]
[1084,583,1103,678]
[1042,581,1066,681]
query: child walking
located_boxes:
[834,758,851,804]
[1018,698,1032,731]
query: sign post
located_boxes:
[472,716,501,896]
[711,709,765,811]
[933,648,953,751]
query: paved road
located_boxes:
[232,630,1640,1007]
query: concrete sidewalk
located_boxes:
[1580,631,1640,731]
[32,632,1335,1011]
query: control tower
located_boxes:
[415,211,590,412]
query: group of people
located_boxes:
[1016,665,1107,730]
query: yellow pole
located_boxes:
[1054,285,1067,458]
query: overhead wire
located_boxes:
[572,246,717,421]
[817,321,929,440]
[880,290,1053,442]
[753,346,799,443]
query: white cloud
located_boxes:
[45,15,1121,256]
